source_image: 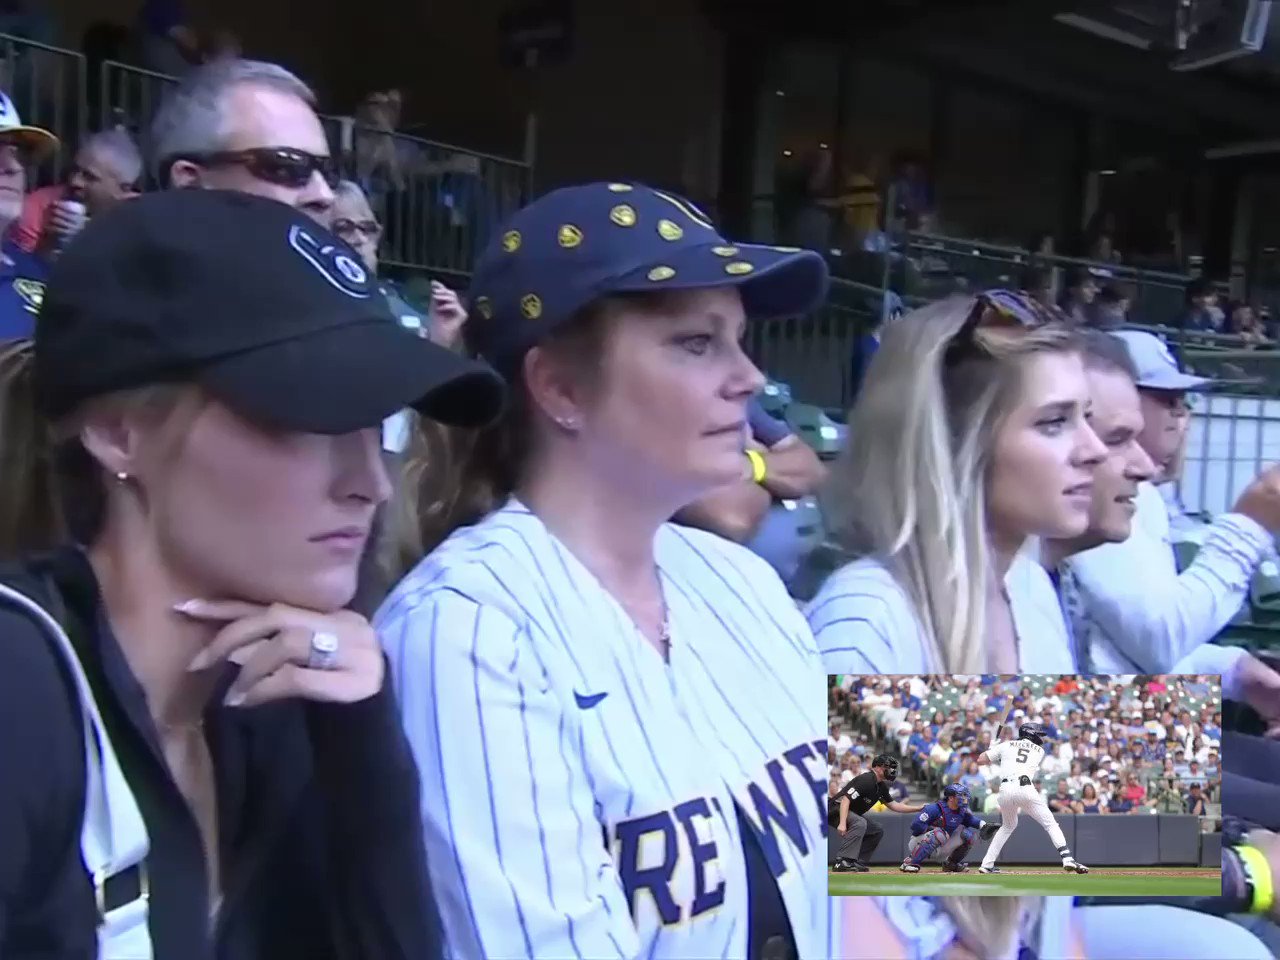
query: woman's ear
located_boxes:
[522,345,586,431]
[79,405,141,480]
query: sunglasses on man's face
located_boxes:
[179,147,340,190]
[945,288,1068,365]
[332,218,382,240]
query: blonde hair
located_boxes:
[0,340,197,560]
[823,295,1081,672]
[939,897,1044,957]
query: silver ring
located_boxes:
[307,631,341,671]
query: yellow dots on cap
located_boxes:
[610,204,637,227]
[502,230,522,253]
[725,261,754,276]
[607,183,633,192]
[474,296,493,319]
[558,224,583,248]
[657,219,683,241]
[520,293,543,320]
[712,246,739,257]
[648,266,676,281]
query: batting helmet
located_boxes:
[1018,721,1046,745]
[871,754,899,781]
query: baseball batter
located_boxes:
[977,722,1090,874]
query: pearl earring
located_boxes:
[114,471,129,482]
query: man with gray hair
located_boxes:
[150,58,336,223]
[15,127,143,254]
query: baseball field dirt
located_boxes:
[829,865,1221,897]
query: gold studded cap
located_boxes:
[466,181,830,375]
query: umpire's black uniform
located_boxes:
[829,771,891,867]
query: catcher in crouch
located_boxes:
[901,783,993,873]
[977,721,1090,874]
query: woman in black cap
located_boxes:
[381,182,829,960]
[0,189,504,959]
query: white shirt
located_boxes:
[376,500,826,960]
[1065,482,1271,673]
[809,551,1075,673]
[985,738,1046,781]
[829,733,853,756]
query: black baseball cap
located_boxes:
[466,181,829,375]
[35,190,506,432]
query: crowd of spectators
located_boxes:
[828,674,1224,822]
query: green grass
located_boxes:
[829,866,1221,897]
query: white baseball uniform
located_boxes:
[980,737,1074,869]
[376,498,827,959]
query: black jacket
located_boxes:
[0,547,442,959]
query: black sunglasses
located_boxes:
[332,217,382,239]
[945,288,1069,365]
[174,147,340,189]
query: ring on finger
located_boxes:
[307,630,341,671]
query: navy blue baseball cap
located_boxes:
[35,190,506,432]
[466,181,829,374]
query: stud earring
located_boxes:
[114,471,129,482]
[556,416,579,430]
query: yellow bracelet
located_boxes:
[745,449,767,485]
[1237,844,1275,914]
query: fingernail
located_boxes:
[173,599,204,615]
[224,690,245,707]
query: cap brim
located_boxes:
[200,319,506,434]
[0,126,59,162]
[609,241,830,320]
[1136,371,1214,391]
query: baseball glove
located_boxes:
[979,822,999,842]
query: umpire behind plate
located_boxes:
[830,754,925,872]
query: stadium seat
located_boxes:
[785,402,846,459]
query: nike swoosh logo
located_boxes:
[574,691,608,709]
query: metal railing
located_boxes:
[0,33,85,181]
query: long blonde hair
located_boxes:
[940,897,1044,957]
[0,339,195,561]
[823,295,1080,672]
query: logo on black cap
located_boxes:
[288,225,371,299]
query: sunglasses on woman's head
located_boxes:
[176,147,340,190]
[945,288,1069,365]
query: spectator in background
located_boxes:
[13,127,142,255]
[1186,781,1207,815]
[150,58,337,224]
[958,759,985,796]
[1077,781,1105,813]
[1185,759,1206,788]
[1059,268,1100,324]
[1231,303,1271,347]
[1122,772,1146,807]
[1108,779,1132,813]
[1021,265,1057,309]
[1178,280,1220,333]
[1048,779,1075,813]
[0,90,57,340]
[887,154,933,231]
[1088,282,1132,330]
[135,0,201,76]
[331,180,467,349]
[829,720,853,757]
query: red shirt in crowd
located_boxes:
[11,183,64,253]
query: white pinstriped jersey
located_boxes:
[984,738,1046,781]
[376,499,827,959]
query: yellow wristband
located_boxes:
[1237,844,1275,914]
[745,449,767,485]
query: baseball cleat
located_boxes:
[832,858,868,873]
[1063,859,1090,874]
[977,865,1001,874]
[942,861,970,873]
[899,862,921,873]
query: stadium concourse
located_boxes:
[829,674,1224,821]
